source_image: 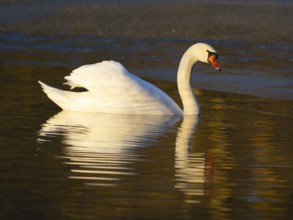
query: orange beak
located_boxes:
[208,54,221,71]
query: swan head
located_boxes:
[193,43,221,71]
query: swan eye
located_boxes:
[207,50,218,63]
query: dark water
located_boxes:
[1,1,293,219]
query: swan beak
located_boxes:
[208,54,221,71]
[212,61,221,71]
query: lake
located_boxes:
[0,1,293,219]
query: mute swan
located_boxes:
[39,43,221,115]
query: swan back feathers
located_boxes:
[41,60,182,114]
[64,61,128,89]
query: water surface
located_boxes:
[0,1,293,219]
[1,33,293,219]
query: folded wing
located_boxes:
[62,61,181,114]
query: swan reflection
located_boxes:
[39,111,179,186]
[39,111,210,201]
[175,115,211,203]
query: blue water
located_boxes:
[1,33,292,100]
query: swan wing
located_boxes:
[63,61,181,114]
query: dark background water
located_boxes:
[1,0,293,219]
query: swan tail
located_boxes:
[38,81,76,110]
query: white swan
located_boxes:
[39,43,221,115]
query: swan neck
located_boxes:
[177,48,200,115]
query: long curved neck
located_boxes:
[177,47,200,115]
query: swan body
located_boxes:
[39,43,220,115]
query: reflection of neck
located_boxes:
[177,47,200,115]
[175,116,204,202]
[175,116,199,160]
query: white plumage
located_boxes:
[39,61,181,114]
[39,43,220,115]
